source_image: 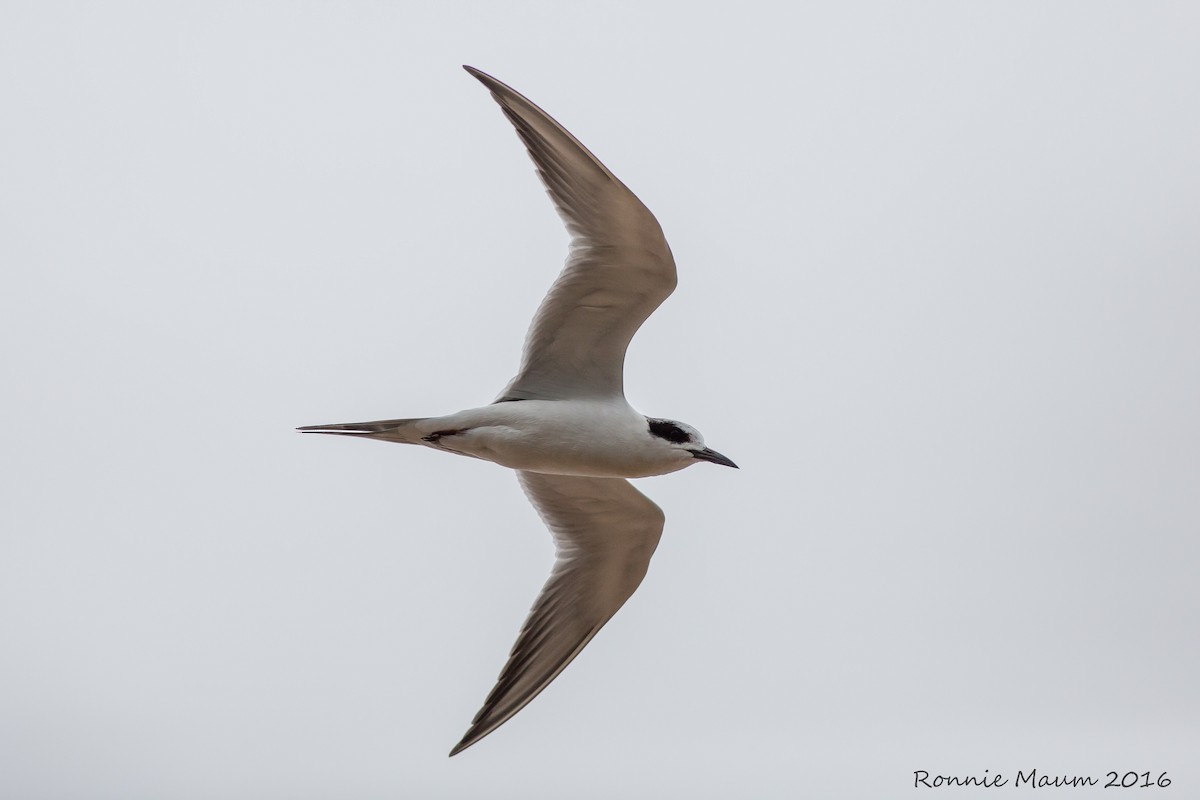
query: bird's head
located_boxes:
[644,417,738,469]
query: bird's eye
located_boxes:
[647,419,690,444]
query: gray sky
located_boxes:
[2,2,1198,798]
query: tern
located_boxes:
[300,66,737,756]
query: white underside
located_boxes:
[412,399,695,478]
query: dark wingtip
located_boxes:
[463,65,511,97]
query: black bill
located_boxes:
[692,447,738,468]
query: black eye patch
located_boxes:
[647,419,691,443]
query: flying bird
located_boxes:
[300,65,737,756]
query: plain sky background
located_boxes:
[2,2,1198,798]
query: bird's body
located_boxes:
[312,400,702,477]
[300,66,736,756]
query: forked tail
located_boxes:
[296,418,429,443]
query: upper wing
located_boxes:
[464,66,678,402]
[449,471,665,756]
